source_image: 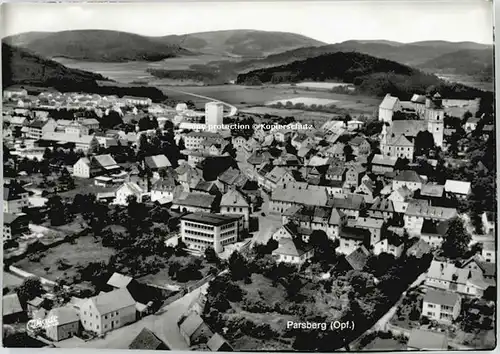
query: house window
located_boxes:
[97,325,99,329]
[104,315,107,319]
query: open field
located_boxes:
[240,106,340,128]
[296,82,354,90]
[437,74,493,92]
[158,84,380,114]
[53,55,237,84]
[267,97,339,106]
[14,235,116,282]
[275,82,355,90]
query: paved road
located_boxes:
[250,191,282,246]
[58,284,209,349]
[161,87,238,117]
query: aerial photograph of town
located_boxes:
[1,0,496,351]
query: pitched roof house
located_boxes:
[79,288,136,335]
[345,245,370,270]
[207,333,233,352]
[144,154,172,171]
[129,328,169,350]
[272,237,314,265]
[179,312,212,346]
[2,293,24,323]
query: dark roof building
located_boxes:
[181,213,240,226]
[345,245,371,270]
[129,328,169,350]
[207,333,233,352]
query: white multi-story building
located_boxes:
[180,213,240,253]
[26,119,57,139]
[482,241,495,263]
[78,288,136,335]
[378,94,401,123]
[3,183,29,213]
[183,131,226,150]
[205,102,224,131]
[422,289,461,324]
[404,200,457,235]
[113,182,146,205]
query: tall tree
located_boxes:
[228,251,250,281]
[441,217,471,259]
[16,277,44,305]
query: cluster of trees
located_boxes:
[202,243,433,351]
[99,110,124,130]
[291,253,433,351]
[441,118,495,232]
[43,147,84,167]
[136,128,183,168]
[439,217,472,259]
[4,43,169,102]
[46,195,74,226]
[269,101,347,115]
[358,331,408,350]
[146,68,221,84]
[168,256,204,282]
[137,116,159,131]
[15,276,44,308]
[237,51,491,101]
[457,298,494,332]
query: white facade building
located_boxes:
[180,213,240,253]
[205,102,224,131]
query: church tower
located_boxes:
[380,123,389,156]
[424,92,444,147]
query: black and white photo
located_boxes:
[1,1,496,351]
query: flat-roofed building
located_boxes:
[180,213,240,253]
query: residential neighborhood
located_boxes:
[1,3,497,352]
[2,80,496,351]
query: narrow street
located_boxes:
[250,190,281,246]
[57,284,209,349]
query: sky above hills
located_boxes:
[1,0,494,44]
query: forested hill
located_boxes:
[3,30,191,62]
[2,43,107,88]
[2,43,167,101]
[419,49,494,82]
[236,51,489,100]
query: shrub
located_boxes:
[420,315,430,325]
